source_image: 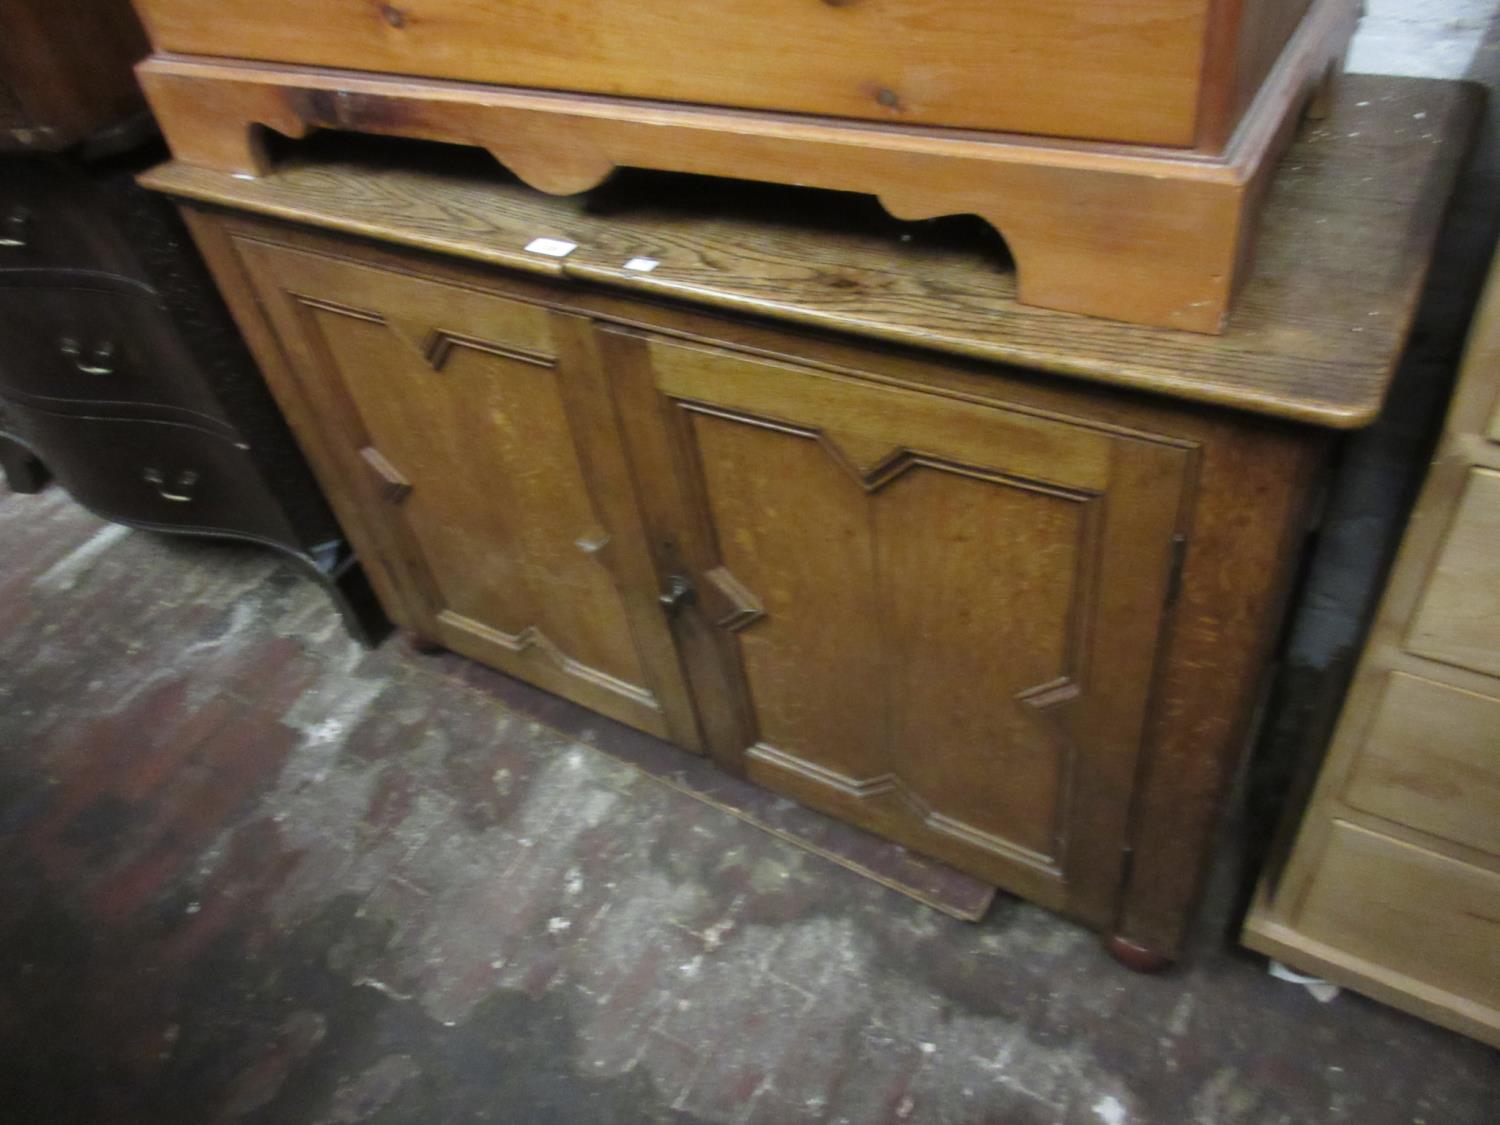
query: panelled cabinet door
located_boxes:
[607,331,1192,924]
[230,238,697,746]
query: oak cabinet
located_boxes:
[192,210,1316,963]
[230,232,1194,919]
[150,77,1467,958]
[1404,469,1500,679]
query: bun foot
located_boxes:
[403,630,445,656]
[1103,935,1174,974]
[0,436,48,494]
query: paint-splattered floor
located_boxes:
[2,487,1496,1125]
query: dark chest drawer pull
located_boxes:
[0,207,29,248]
[58,337,118,376]
[143,467,199,502]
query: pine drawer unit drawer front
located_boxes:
[0,275,232,429]
[231,237,698,745]
[133,0,1260,147]
[1342,672,1500,857]
[604,332,1190,924]
[1294,822,1500,1014]
[215,224,1197,927]
[1406,468,1500,679]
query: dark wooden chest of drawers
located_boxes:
[0,0,147,153]
[0,151,385,642]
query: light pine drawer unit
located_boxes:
[130,0,1358,332]
[134,0,1312,147]
[1244,248,1500,1048]
[147,75,1471,967]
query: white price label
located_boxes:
[524,237,578,258]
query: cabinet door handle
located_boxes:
[658,574,696,615]
[143,467,199,502]
[59,338,117,376]
[0,206,29,248]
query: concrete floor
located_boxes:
[1349,0,1499,78]
[2,481,1497,1125]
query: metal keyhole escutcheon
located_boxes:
[658,574,696,615]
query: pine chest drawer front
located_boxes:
[0,275,231,429]
[1407,468,1500,679]
[229,236,698,747]
[1294,822,1500,1013]
[135,0,1221,146]
[1,403,294,544]
[1341,672,1500,857]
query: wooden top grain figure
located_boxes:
[129,0,1358,332]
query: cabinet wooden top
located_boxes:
[143,75,1477,429]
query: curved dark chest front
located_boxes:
[0,152,385,643]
